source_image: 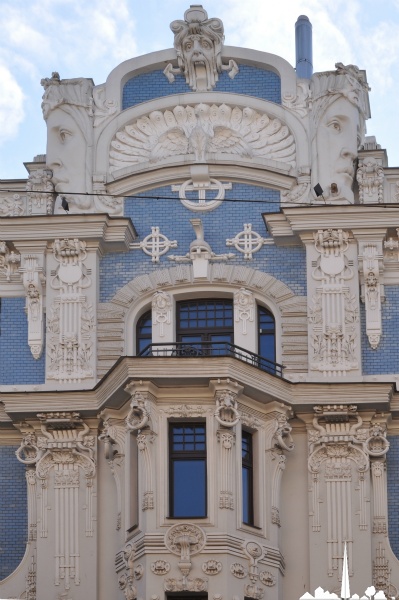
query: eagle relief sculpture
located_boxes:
[109,103,296,171]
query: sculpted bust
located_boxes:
[164,5,238,91]
[41,72,94,213]
[310,63,370,203]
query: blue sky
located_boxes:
[1,0,399,179]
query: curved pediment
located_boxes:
[109,102,296,174]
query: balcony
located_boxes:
[138,341,284,378]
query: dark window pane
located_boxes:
[242,466,251,524]
[172,460,206,517]
[136,310,152,354]
[258,306,276,364]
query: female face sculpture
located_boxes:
[316,95,361,203]
[46,108,87,203]
[42,76,94,212]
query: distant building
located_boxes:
[1,6,399,600]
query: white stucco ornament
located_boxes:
[226,223,272,260]
[310,63,370,204]
[164,5,238,92]
[109,104,296,171]
[131,226,178,263]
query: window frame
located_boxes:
[176,298,234,347]
[257,304,276,363]
[168,421,207,519]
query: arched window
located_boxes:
[136,310,152,354]
[258,305,276,364]
[177,298,233,354]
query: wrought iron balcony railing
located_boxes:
[138,341,284,378]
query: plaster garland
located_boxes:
[98,417,126,530]
[109,103,296,171]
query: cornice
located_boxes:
[106,162,295,197]
[0,356,394,420]
[0,213,137,252]
[264,205,399,244]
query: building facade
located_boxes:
[1,6,399,600]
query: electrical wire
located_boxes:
[0,187,347,208]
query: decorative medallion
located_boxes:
[165,523,206,556]
[202,560,222,575]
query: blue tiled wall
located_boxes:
[122,64,281,109]
[100,183,306,302]
[361,287,399,375]
[0,297,45,385]
[0,445,27,580]
[387,436,399,558]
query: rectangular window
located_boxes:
[242,430,254,526]
[169,422,207,518]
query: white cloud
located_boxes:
[0,64,25,144]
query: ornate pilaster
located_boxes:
[47,238,95,383]
[20,253,45,359]
[216,429,236,509]
[356,157,384,204]
[357,237,385,349]
[306,229,361,377]
[152,291,172,339]
[16,412,96,594]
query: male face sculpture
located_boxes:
[316,95,360,203]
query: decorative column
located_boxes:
[98,415,126,531]
[47,238,97,385]
[305,229,361,377]
[268,412,294,527]
[210,380,242,513]
[125,382,156,512]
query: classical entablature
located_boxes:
[97,263,308,379]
